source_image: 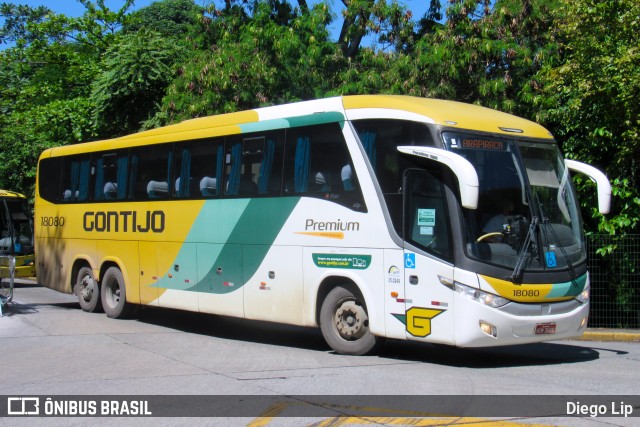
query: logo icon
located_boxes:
[392,307,445,338]
[404,253,415,269]
[7,397,40,415]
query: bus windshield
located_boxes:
[444,132,585,273]
[1,198,34,255]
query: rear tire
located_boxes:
[101,266,134,319]
[75,266,102,312]
[319,286,382,355]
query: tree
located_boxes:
[0,98,95,193]
[92,28,183,137]
[338,0,422,58]
[123,0,203,36]
[0,1,134,196]
[405,0,562,114]
[0,3,54,46]
[534,0,640,235]
[153,0,337,123]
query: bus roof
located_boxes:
[0,189,27,199]
[41,95,553,158]
[342,95,553,139]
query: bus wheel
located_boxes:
[101,267,133,319]
[320,286,382,355]
[75,266,102,313]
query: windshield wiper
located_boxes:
[509,216,539,284]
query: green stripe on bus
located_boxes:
[545,274,587,299]
[239,112,345,134]
[156,197,300,294]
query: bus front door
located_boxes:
[401,169,456,345]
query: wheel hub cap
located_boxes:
[80,276,94,301]
[335,301,367,340]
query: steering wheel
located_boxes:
[476,232,503,243]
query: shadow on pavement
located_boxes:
[379,339,602,368]
[8,284,606,368]
[134,305,603,368]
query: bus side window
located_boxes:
[351,119,435,194]
[173,146,193,198]
[257,137,283,196]
[284,123,366,211]
[225,131,284,197]
[130,146,172,200]
[93,152,128,201]
[189,138,224,198]
[61,156,90,202]
[38,158,63,203]
[226,139,258,196]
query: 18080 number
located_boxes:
[41,216,65,227]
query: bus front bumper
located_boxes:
[0,256,36,279]
[453,293,590,347]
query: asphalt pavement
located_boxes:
[5,279,640,342]
[2,280,640,427]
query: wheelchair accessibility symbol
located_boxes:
[404,253,416,269]
[545,251,557,268]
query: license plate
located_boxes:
[535,323,556,335]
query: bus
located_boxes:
[0,190,35,279]
[1,189,35,308]
[34,95,611,355]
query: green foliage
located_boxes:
[0,97,96,198]
[0,0,134,195]
[92,28,183,136]
[338,0,417,57]
[123,0,203,36]
[534,0,640,235]
[0,3,53,47]
[410,0,562,114]
[69,0,136,49]
[0,0,638,242]
[155,1,337,123]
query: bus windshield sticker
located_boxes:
[417,209,435,226]
[420,226,434,236]
[545,251,557,268]
[417,209,435,235]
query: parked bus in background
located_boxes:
[0,190,35,278]
[34,96,611,355]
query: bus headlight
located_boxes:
[576,282,590,304]
[454,282,509,308]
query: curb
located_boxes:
[571,328,640,342]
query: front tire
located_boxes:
[75,266,102,312]
[319,286,382,355]
[101,266,134,319]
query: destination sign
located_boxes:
[461,138,505,151]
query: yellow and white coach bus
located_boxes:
[35,95,611,355]
[0,189,35,278]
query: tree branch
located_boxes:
[297,0,309,14]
